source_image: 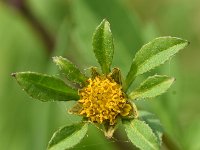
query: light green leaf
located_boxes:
[123,119,159,150]
[140,111,163,146]
[12,72,79,102]
[125,37,189,90]
[129,75,175,100]
[48,123,88,150]
[92,19,114,74]
[53,56,87,86]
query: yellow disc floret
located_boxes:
[78,76,131,125]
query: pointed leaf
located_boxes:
[129,75,175,100]
[53,56,87,86]
[140,111,163,146]
[125,37,189,90]
[12,72,79,102]
[123,119,159,150]
[48,123,88,150]
[92,19,114,74]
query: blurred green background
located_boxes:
[0,0,199,149]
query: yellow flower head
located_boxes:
[78,75,132,125]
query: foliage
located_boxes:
[12,19,188,150]
[48,123,88,150]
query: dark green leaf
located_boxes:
[123,119,159,150]
[129,75,175,100]
[12,72,79,102]
[140,111,163,146]
[92,19,114,74]
[125,37,189,90]
[48,123,88,150]
[53,56,87,86]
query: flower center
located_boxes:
[78,76,131,125]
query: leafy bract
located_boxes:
[125,37,189,90]
[140,111,163,146]
[123,119,159,150]
[53,56,87,86]
[92,19,114,74]
[48,123,88,150]
[129,75,175,100]
[12,72,79,102]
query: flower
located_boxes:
[66,66,138,138]
[71,71,134,125]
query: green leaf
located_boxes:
[53,56,87,86]
[12,72,79,102]
[129,75,175,100]
[140,111,163,146]
[125,37,189,90]
[123,119,159,150]
[48,123,88,150]
[92,19,114,74]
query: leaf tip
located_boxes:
[100,18,111,29]
[182,39,190,47]
[52,56,59,63]
[176,37,190,48]
[102,18,107,22]
[172,77,176,84]
[102,18,108,23]
[11,73,16,77]
[186,40,190,46]
[52,56,65,67]
[169,77,176,83]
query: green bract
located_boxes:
[123,119,160,150]
[48,123,88,150]
[125,37,188,91]
[12,19,189,150]
[129,75,175,100]
[93,19,114,74]
[12,72,79,102]
[53,56,87,86]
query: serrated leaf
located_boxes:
[125,37,189,90]
[48,123,88,150]
[92,19,114,74]
[12,72,79,102]
[140,111,163,147]
[129,75,175,100]
[53,56,87,86]
[123,119,159,150]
